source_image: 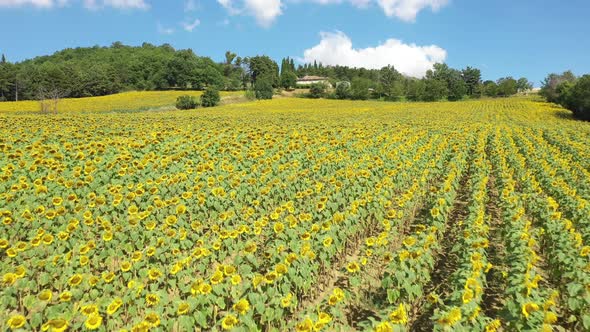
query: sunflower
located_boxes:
[221,314,239,330]
[177,302,190,315]
[38,290,53,302]
[148,268,162,281]
[233,299,250,315]
[145,293,160,306]
[544,311,558,324]
[2,272,17,285]
[275,263,288,275]
[84,314,102,330]
[389,303,408,325]
[120,261,132,272]
[45,318,68,332]
[231,275,242,285]
[295,317,313,332]
[81,304,98,316]
[107,298,123,315]
[210,271,224,285]
[323,237,333,247]
[522,302,539,319]
[346,262,360,273]
[68,274,83,286]
[437,307,462,326]
[7,314,26,329]
[281,293,293,307]
[144,312,160,327]
[375,321,393,332]
[430,207,440,218]
[59,291,72,302]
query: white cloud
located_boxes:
[376,0,448,21]
[182,18,200,32]
[0,0,65,7]
[217,0,282,27]
[216,0,448,26]
[157,22,174,35]
[85,0,149,9]
[0,0,149,9]
[302,31,446,78]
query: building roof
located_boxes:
[297,75,330,82]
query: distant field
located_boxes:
[1,97,589,331]
[0,90,242,113]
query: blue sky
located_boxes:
[1,0,589,85]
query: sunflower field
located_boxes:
[0,91,241,113]
[1,96,589,331]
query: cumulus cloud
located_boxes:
[0,0,65,7]
[376,0,448,21]
[182,18,201,32]
[0,0,149,9]
[302,31,446,78]
[217,0,282,27]
[216,0,448,25]
[84,0,149,10]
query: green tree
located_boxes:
[280,72,297,90]
[447,70,468,101]
[350,77,372,100]
[461,66,481,96]
[482,80,498,97]
[496,77,518,97]
[516,77,533,93]
[540,71,577,103]
[405,79,425,101]
[254,77,274,100]
[563,75,590,120]
[308,82,327,98]
[335,82,351,99]
[378,65,404,101]
[200,88,221,107]
[249,55,279,86]
[422,77,448,101]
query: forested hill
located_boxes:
[0,42,238,101]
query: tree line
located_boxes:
[0,42,532,103]
[295,62,532,102]
[540,71,590,120]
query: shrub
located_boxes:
[335,82,351,100]
[565,75,590,120]
[244,89,256,101]
[308,83,327,99]
[254,79,274,100]
[350,78,372,100]
[200,88,220,107]
[175,95,199,110]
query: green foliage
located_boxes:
[405,80,425,102]
[447,70,468,101]
[563,75,590,120]
[308,82,327,99]
[0,43,228,101]
[175,95,199,110]
[244,89,256,101]
[350,78,372,100]
[496,77,518,97]
[482,80,498,97]
[422,78,448,101]
[200,88,220,107]
[462,66,482,97]
[540,71,577,103]
[335,82,351,100]
[280,72,297,90]
[249,56,279,87]
[254,78,274,100]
